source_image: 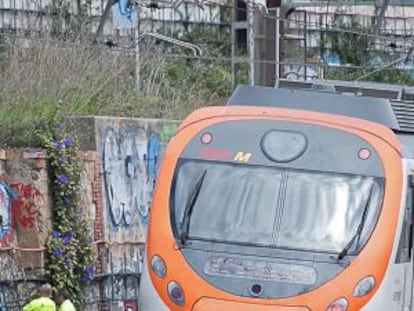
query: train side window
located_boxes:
[396,175,414,264]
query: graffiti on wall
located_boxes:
[282,63,319,81]
[123,301,137,311]
[0,181,16,244]
[0,279,45,311]
[102,126,159,229]
[100,121,176,241]
[0,181,43,245]
[10,184,44,230]
[94,245,144,311]
[0,288,6,311]
[112,0,137,30]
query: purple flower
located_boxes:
[55,142,63,151]
[80,264,95,282]
[57,156,65,163]
[57,174,68,184]
[63,230,75,242]
[86,265,95,276]
[55,123,63,130]
[51,229,60,238]
[43,123,49,129]
[64,196,71,206]
[64,136,73,148]
[62,234,71,245]
[53,248,63,256]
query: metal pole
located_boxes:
[231,0,236,90]
[135,4,140,92]
[275,7,280,88]
[375,0,390,37]
[247,0,254,86]
[40,0,43,33]
[110,252,114,311]
[304,10,307,81]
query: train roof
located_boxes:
[227,79,414,133]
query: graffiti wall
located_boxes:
[0,181,15,245]
[73,117,176,311]
[95,244,144,311]
[82,245,144,311]
[0,117,179,310]
[0,149,52,311]
[96,118,177,244]
[10,184,44,232]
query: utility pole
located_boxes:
[247,0,255,86]
[274,6,280,87]
[134,3,140,92]
[268,0,282,87]
[369,0,389,54]
[231,0,236,90]
[375,0,390,37]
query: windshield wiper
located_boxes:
[180,170,207,245]
[337,185,374,261]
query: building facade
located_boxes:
[281,1,414,80]
[0,0,228,36]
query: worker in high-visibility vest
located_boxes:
[22,283,56,311]
[54,289,76,311]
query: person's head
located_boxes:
[54,288,69,305]
[38,283,53,298]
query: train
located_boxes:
[138,80,414,310]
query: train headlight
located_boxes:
[151,255,166,278]
[167,281,185,306]
[353,276,375,297]
[326,297,348,311]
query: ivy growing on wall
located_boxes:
[36,120,94,306]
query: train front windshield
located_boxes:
[172,160,383,254]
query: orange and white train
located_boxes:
[138,81,414,311]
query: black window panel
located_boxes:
[172,159,384,255]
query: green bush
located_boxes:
[36,119,94,308]
[0,37,232,147]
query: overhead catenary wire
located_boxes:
[355,47,414,81]
[0,36,413,79]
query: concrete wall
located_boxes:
[76,117,178,310]
[71,117,177,243]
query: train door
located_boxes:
[403,164,414,310]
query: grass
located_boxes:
[0,38,232,147]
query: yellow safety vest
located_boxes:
[57,299,76,311]
[22,297,56,311]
